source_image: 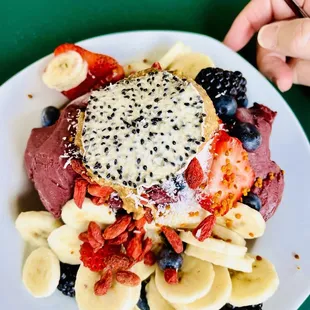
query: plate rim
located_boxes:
[0,29,309,309]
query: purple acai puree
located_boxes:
[24,95,88,218]
[236,103,285,221]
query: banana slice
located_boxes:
[124,61,151,76]
[42,51,88,91]
[61,198,116,232]
[15,211,62,247]
[169,52,215,79]
[216,203,266,239]
[22,247,60,298]
[212,224,246,247]
[75,265,141,310]
[230,255,279,307]
[47,225,82,265]
[180,231,247,257]
[131,261,155,281]
[146,276,174,310]
[155,255,215,304]
[158,41,191,69]
[174,265,232,310]
[185,245,254,273]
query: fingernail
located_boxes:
[276,79,291,93]
[258,24,279,49]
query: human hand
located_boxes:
[224,0,310,92]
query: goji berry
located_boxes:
[127,221,136,232]
[151,62,162,70]
[73,178,88,208]
[94,269,113,295]
[161,226,183,254]
[192,215,216,241]
[88,184,114,199]
[164,268,178,284]
[91,196,106,206]
[184,157,204,189]
[138,237,153,261]
[78,232,89,243]
[103,215,132,240]
[71,159,94,184]
[103,253,132,271]
[126,234,143,260]
[144,207,153,224]
[135,217,147,230]
[115,270,140,286]
[144,251,156,266]
[88,222,104,251]
[108,231,129,245]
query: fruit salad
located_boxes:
[17,41,284,310]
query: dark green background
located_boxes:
[1,0,309,308]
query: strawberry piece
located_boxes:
[184,157,204,189]
[80,242,106,272]
[54,43,124,100]
[88,184,114,199]
[73,178,88,208]
[200,131,255,215]
[164,268,178,284]
[192,215,216,241]
[161,226,183,254]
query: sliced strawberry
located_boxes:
[184,157,204,189]
[54,43,124,100]
[199,131,254,215]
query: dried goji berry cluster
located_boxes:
[79,215,157,295]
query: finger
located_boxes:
[257,44,293,92]
[223,0,301,51]
[223,0,273,51]
[258,18,310,60]
[289,58,310,86]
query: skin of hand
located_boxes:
[223,0,310,92]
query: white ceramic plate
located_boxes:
[0,30,309,310]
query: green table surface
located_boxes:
[1,0,309,308]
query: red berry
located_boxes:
[161,226,183,254]
[184,157,204,189]
[164,268,178,284]
[73,178,88,208]
[192,215,216,241]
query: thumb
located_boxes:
[257,18,310,60]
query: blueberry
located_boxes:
[213,95,237,121]
[231,122,262,152]
[158,247,183,271]
[41,106,60,127]
[242,192,262,211]
[137,281,150,310]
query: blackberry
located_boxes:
[195,67,248,107]
[57,263,79,297]
[220,304,263,310]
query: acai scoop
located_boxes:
[236,103,285,221]
[24,96,88,218]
